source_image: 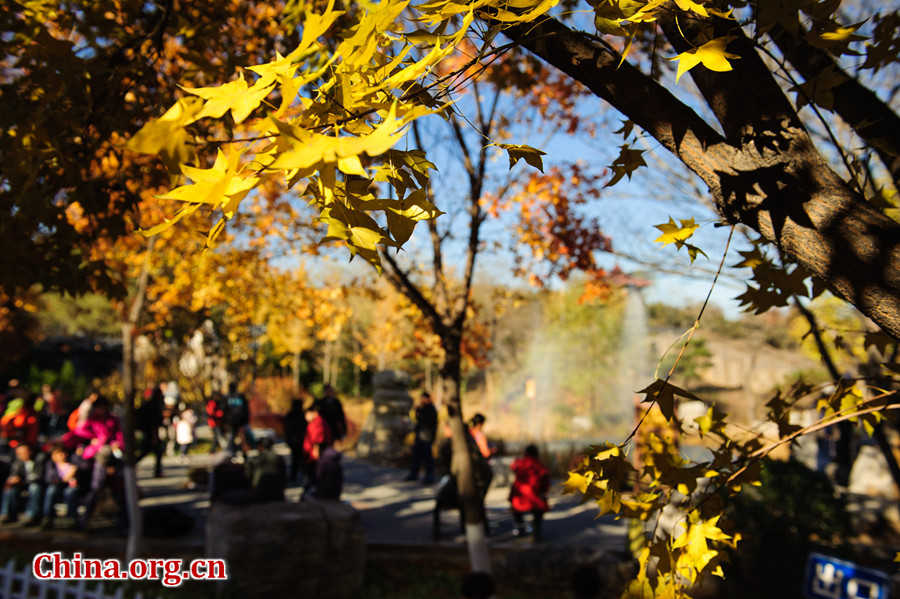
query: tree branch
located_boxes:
[380,248,447,336]
[498,15,900,338]
[660,15,805,142]
[412,121,451,310]
[768,24,900,182]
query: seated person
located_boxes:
[1,444,44,525]
[313,446,343,501]
[42,443,82,529]
[246,437,287,502]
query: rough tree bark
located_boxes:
[498,16,900,339]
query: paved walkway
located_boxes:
[135,445,626,552]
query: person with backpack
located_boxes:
[315,384,346,442]
[509,444,550,542]
[225,383,250,459]
[406,391,438,484]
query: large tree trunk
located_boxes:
[121,322,143,561]
[440,331,491,573]
[122,236,154,561]
[499,17,900,339]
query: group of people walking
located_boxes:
[282,384,347,499]
[406,393,551,542]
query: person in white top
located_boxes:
[174,404,197,461]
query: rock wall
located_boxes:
[205,499,365,598]
[355,370,412,462]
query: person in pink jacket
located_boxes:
[71,397,124,529]
[72,399,123,460]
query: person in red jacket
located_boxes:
[302,403,333,496]
[205,392,225,452]
[0,393,39,449]
[509,444,550,542]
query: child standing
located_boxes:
[509,444,550,542]
[174,404,197,460]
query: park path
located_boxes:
[135,444,626,551]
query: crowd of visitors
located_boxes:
[0,377,223,530]
[0,380,127,530]
[209,384,347,504]
[3,376,551,548]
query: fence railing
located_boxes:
[0,559,157,599]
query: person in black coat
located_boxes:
[283,399,307,483]
[136,386,165,478]
[315,384,346,442]
[406,392,438,483]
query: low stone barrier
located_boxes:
[206,499,365,598]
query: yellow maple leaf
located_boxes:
[653,217,699,246]
[563,471,593,494]
[146,148,258,237]
[673,512,730,579]
[670,36,739,83]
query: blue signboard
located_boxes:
[805,553,891,599]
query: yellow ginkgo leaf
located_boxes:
[670,36,739,83]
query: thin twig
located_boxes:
[622,225,736,446]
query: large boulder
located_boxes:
[206,499,365,598]
[355,370,413,462]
